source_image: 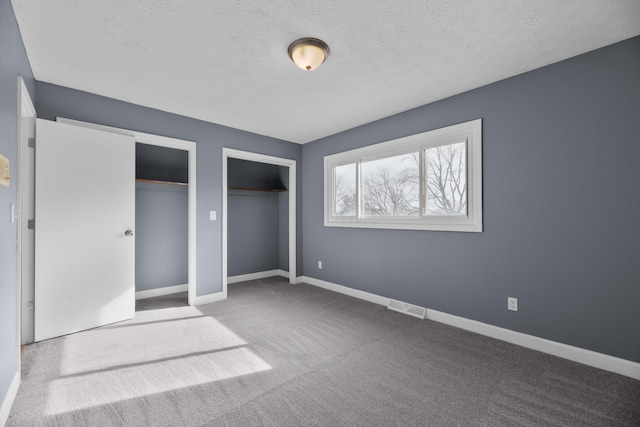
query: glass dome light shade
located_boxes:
[288,38,330,71]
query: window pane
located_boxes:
[362,153,419,217]
[334,163,356,216]
[425,142,467,216]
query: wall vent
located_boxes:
[387,299,426,319]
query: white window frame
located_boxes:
[324,119,482,232]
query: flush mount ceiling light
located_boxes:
[288,37,330,71]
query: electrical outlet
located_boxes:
[508,297,518,312]
[318,261,323,269]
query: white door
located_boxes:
[34,119,136,342]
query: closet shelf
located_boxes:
[229,186,287,193]
[136,178,188,186]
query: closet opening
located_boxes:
[55,117,198,307]
[135,144,189,310]
[20,117,197,344]
[222,148,297,299]
[227,159,288,279]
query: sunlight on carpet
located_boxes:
[44,307,272,415]
[59,311,244,375]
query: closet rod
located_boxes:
[228,186,286,193]
[135,178,188,186]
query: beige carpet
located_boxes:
[8,277,640,426]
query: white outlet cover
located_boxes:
[508,297,518,311]
[209,211,216,221]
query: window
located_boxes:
[334,163,356,216]
[324,119,482,232]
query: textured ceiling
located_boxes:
[11,0,640,144]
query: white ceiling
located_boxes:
[11,1,640,144]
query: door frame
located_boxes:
[56,118,198,306]
[222,148,297,298]
[17,76,36,346]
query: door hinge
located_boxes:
[28,138,35,148]
[27,219,35,230]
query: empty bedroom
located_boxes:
[1,1,639,426]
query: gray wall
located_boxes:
[228,191,280,276]
[301,37,640,362]
[135,182,188,291]
[35,81,303,298]
[0,0,35,410]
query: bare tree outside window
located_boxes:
[334,163,356,216]
[324,119,481,232]
[362,153,419,216]
[425,142,466,215]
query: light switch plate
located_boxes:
[209,211,216,221]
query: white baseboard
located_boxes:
[300,276,390,306]
[0,371,20,426]
[228,269,289,284]
[278,269,290,279]
[299,276,640,380]
[424,309,640,380]
[195,292,226,306]
[135,284,188,300]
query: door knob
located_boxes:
[125,230,134,237]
